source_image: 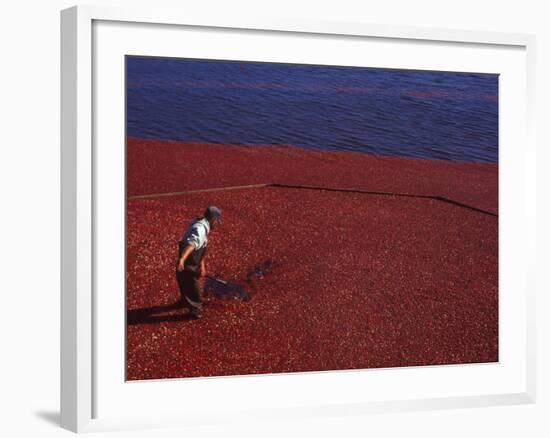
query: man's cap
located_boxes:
[205,205,222,222]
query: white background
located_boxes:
[0,0,547,437]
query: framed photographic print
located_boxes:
[61,4,536,433]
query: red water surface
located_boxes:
[126,139,498,380]
[127,137,498,213]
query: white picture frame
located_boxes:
[60,4,536,433]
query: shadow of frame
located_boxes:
[34,410,59,427]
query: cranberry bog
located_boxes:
[126,138,498,380]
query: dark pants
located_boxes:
[176,269,203,314]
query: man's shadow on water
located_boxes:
[127,301,195,325]
[127,274,258,325]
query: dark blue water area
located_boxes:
[127,56,498,163]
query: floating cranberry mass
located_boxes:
[126,139,498,381]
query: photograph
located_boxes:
[125,56,499,381]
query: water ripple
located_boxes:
[127,57,498,163]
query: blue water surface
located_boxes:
[127,57,498,163]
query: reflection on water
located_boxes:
[246,259,278,283]
[204,277,251,301]
[204,259,279,302]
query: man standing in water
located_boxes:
[176,205,222,319]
